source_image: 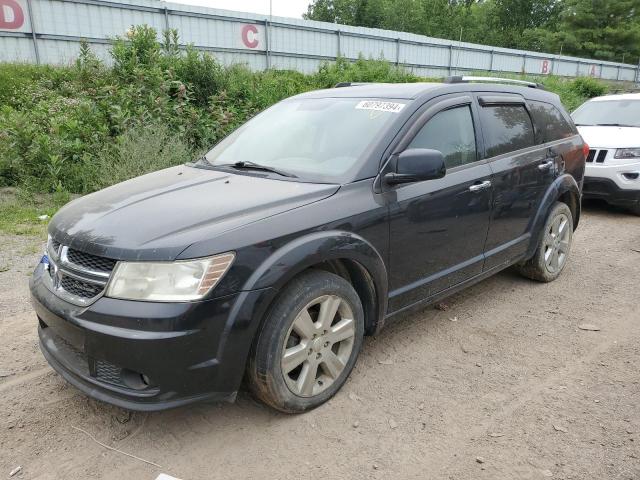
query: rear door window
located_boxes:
[480,104,535,158]
[408,105,477,169]
[529,100,576,143]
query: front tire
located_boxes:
[246,270,364,413]
[517,202,573,282]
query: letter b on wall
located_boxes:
[541,60,549,74]
[0,0,25,29]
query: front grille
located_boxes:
[45,238,116,306]
[95,360,125,387]
[66,248,117,273]
[586,149,608,163]
[60,275,103,298]
[50,239,61,253]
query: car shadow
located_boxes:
[581,198,635,217]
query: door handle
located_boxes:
[538,160,553,171]
[469,180,491,192]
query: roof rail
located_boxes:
[444,76,544,90]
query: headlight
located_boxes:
[106,253,235,302]
[615,148,640,159]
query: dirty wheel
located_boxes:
[517,202,573,282]
[246,270,364,413]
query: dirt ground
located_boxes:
[1,200,639,480]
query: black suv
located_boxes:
[30,77,586,413]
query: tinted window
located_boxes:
[530,100,576,142]
[408,106,477,169]
[480,105,535,158]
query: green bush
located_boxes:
[569,77,608,100]
[92,122,192,190]
[0,25,613,196]
[537,76,610,112]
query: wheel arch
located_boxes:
[242,231,388,336]
[526,174,581,259]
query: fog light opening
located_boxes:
[120,369,153,390]
[622,172,639,180]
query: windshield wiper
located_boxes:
[594,123,637,127]
[220,161,298,178]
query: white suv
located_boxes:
[572,93,640,215]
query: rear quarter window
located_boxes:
[529,100,577,143]
[480,104,535,158]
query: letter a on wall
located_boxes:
[0,0,25,30]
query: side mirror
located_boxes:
[385,149,446,185]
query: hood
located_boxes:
[49,165,339,260]
[576,125,640,149]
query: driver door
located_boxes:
[385,95,493,313]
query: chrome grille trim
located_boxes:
[45,238,116,306]
[60,248,111,281]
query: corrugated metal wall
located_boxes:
[1,0,638,82]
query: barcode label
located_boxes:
[355,100,405,113]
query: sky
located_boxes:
[167,0,310,18]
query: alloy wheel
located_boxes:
[281,295,355,397]
[544,212,571,274]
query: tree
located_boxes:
[550,0,640,61]
[303,0,640,63]
[303,0,361,24]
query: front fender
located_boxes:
[526,174,581,259]
[243,230,388,329]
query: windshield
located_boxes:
[203,98,406,182]
[572,99,640,127]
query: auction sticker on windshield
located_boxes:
[355,100,405,113]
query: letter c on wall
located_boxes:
[0,0,24,29]
[241,24,259,49]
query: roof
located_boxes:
[589,93,640,102]
[294,82,446,100]
[289,81,561,106]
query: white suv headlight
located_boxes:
[615,148,640,159]
[106,253,235,302]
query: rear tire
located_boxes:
[517,202,573,282]
[246,270,364,413]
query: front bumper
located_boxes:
[583,177,640,208]
[30,263,273,411]
[584,156,640,191]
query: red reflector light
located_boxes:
[582,143,590,157]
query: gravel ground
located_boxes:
[1,200,639,480]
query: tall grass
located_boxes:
[0,25,614,197]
